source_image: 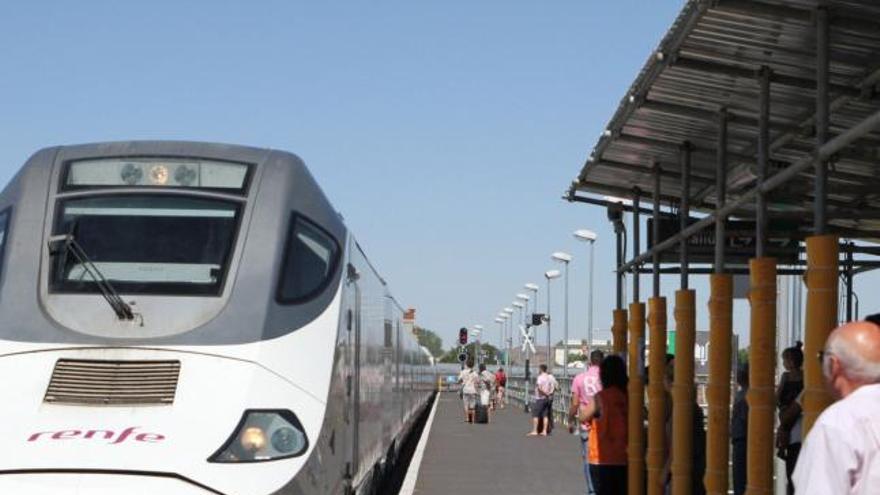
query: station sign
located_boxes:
[647,218,800,264]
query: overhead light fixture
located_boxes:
[552,252,573,263]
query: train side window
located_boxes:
[277,215,340,304]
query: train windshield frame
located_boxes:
[49,194,242,296]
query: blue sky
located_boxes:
[2,1,864,351]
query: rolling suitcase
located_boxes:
[474,403,489,424]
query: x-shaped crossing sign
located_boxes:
[520,325,536,354]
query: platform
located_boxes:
[409,392,585,495]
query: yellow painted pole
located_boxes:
[802,235,838,435]
[647,297,667,495]
[613,308,628,355]
[672,290,696,495]
[704,274,733,495]
[745,258,776,495]
[628,302,646,495]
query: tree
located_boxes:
[568,352,586,363]
[737,347,749,366]
[438,342,501,365]
[413,326,444,358]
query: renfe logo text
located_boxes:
[27,426,165,444]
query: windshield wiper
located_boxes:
[48,229,135,321]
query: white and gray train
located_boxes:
[0,141,435,494]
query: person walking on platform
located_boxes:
[569,348,603,495]
[776,342,804,495]
[578,355,628,495]
[479,364,496,414]
[528,364,555,436]
[457,359,479,423]
[730,364,749,495]
[495,367,507,408]
[793,317,880,495]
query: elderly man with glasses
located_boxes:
[792,314,880,495]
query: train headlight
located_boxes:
[240,427,267,452]
[208,410,309,463]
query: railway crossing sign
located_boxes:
[520,325,536,354]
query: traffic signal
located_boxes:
[532,313,545,326]
[458,327,468,346]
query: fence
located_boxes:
[506,375,574,427]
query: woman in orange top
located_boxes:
[578,354,628,495]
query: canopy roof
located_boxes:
[569,0,880,239]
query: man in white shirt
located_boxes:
[458,359,479,423]
[527,365,555,436]
[792,318,880,495]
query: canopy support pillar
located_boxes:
[705,108,732,495]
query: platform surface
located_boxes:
[412,392,586,495]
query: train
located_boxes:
[0,141,436,494]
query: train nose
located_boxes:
[0,472,219,495]
[0,348,324,495]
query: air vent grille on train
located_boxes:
[44,359,181,406]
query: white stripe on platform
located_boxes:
[399,394,441,495]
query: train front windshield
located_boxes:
[50,195,240,295]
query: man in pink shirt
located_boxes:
[569,348,604,495]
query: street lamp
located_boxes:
[497,311,509,351]
[494,317,505,364]
[512,299,531,412]
[512,301,525,360]
[524,283,539,314]
[515,294,530,348]
[552,251,573,380]
[574,229,598,348]
[503,307,514,369]
[472,324,483,367]
[524,282,540,367]
[545,269,561,369]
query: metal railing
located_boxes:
[506,375,575,427]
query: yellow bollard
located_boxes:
[704,274,733,495]
[628,302,646,495]
[672,290,696,495]
[745,258,776,495]
[613,308,629,356]
[802,235,838,435]
[647,297,667,495]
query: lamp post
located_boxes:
[524,283,539,315]
[574,229,598,347]
[516,293,530,359]
[524,283,539,363]
[512,299,529,412]
[552,251,573,380]
[545,269,561,370]
[512,300,525,367]
[516,293,531,349]
[472,325,483,367]
[503,307,514,369]
[494,317,505,364]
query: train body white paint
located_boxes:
[0,142,435,494]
